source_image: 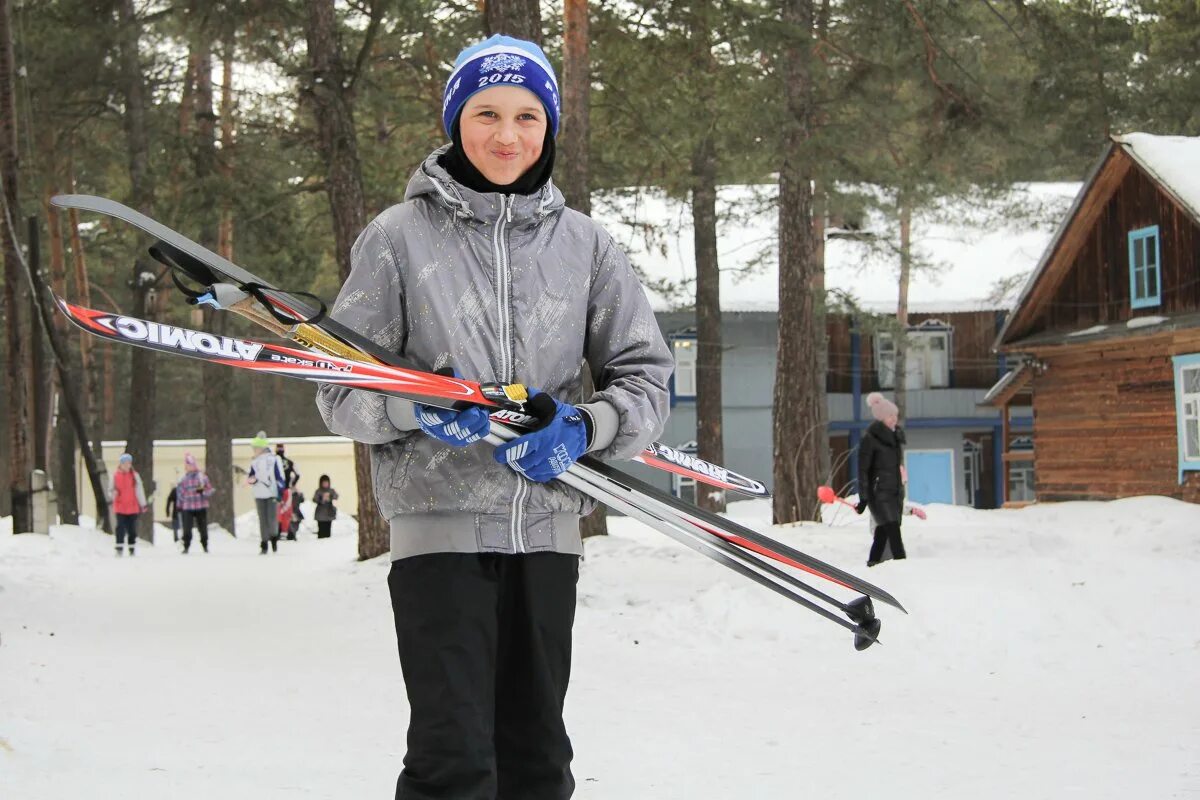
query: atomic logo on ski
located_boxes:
[62,301,264,360]
[639,442,769,498]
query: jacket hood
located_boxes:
[867,420,905,447]
[404,145,565,226]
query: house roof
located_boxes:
[592,183,1079,314]
[1001,309,1200,353]
[1116,133,1200,222]
[995,133,1200,351]
[981,363,1033,407]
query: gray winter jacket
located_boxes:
[316,147,673,560]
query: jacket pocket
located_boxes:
[372,437,417,519]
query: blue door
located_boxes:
[905,450,955,505]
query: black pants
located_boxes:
[388,552,579,800]
[868,521,907,565]
[181,509,208,550]
[316,520,332,539]
[115,513,138,547]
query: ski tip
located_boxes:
[49,193,88,209]
[868,588,908,615]
[853,618,883,651]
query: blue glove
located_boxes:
[414,404,491,447]
[493,391,592,483]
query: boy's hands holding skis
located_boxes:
[493,391,592,483]
[412,404,491,446]
[406,366,491,447]
[408,382,593,483]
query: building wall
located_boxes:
[1047,159,1200,332]
[1033,339,1200,502]
[654,311,1009,506]
[828,309,1008,393]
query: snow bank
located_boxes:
[1,498,1198,798]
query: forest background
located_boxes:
[1,0,1197,556]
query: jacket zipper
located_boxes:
[492,195,525,553]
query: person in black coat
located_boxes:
[856,392,909,566]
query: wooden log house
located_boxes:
[990,133,1200,504]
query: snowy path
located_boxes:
[2,499,1199,799]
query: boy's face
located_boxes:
[458,85,547,186]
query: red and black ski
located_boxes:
[56,298,770,498]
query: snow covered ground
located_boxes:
[2,498,1199,799]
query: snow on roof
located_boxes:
[1115,133,1200,222]
[592,182,1080,314]
[981,362,1032,405]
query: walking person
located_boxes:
[312,475,338,540]
[275,442,300,487]
[274,443,302,539]
[247,432,285,554]
[317,34,673,800]
[856,392,913,566]
[165,485,181,543]
[177,452,215,554]
[108,453,148,557]
[276,486,294,542]
[288,489,305,538]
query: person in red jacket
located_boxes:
[109,453,148,556]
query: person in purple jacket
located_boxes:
[176,452,215,554]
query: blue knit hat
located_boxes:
[442,35,560,138]
[118,453,133,464]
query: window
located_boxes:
[671,336,697,399]
[1008,463,1036,503]
[1008,435,1035,502]
[672,473,697,504]
[875,322,951,390]
[1174,354,1200,482]
[1129,226,1162,309]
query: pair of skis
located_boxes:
[51,194,904,649]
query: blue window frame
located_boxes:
[1174,354,1200,483]
[1128,225,1162,309]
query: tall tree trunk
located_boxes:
[773,0,822,524]
[305,0,389,560]
[66,163,109,530]
[560,0,589,214]
[692,135,724,513]
[193,22,235,533]
[118,0,158,538]
[0,0,33,533]
[218,37,235,261]
[894,198,911,420]
[484,0,542,44]
[561,0,606,537]
[29,217,50,472]
[812,183,830,484]
[4,190,111,540]
[812,0,831,488]
[45,188,79,524]
[102,342,115,432]
[690,1,724,513]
